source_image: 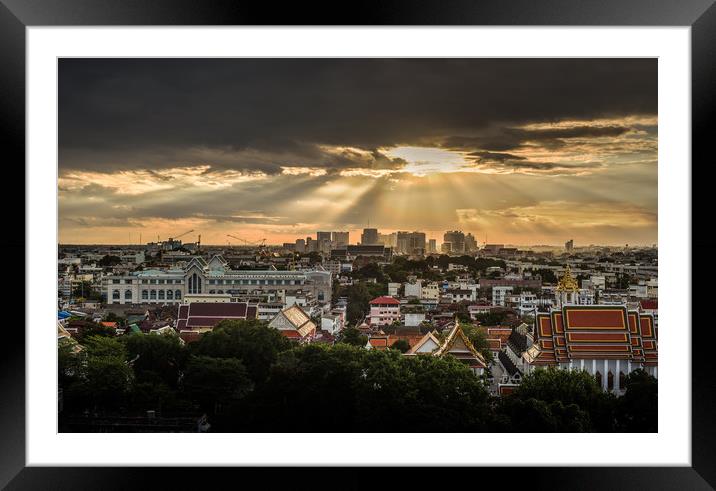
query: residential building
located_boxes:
[369,296,401,326]
[404,280,422,298]
[492,286,514,307]
[421,282,440,300]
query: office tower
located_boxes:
[361,228,379,245]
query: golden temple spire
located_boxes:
[556,265,579,292]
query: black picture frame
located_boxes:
[2,0,713,488]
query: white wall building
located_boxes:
[492,286,513,307]
[103,255,332,306]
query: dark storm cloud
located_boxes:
[59,58,657,172]
[443,124,633,152]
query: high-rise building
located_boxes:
[317,231,332,254]
[332,231,349,248]
[295,238,306,253]
[441,242,452,254]
[443,230,466,254]
[565,239,574,252]
[306,237,316,253]
[361,228,379,245]
[428,239,437,253]
[396,231,426,255]
[465,233,478,253]
[378,232,397,248]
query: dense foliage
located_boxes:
[58,320,657,433]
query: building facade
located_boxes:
[369,296,401,326]
[103,255,332,306]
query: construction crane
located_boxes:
[169,229,194,241]
[227,234,252,246]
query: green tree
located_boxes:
[460,323,494,365]
[58,342,83,389]
[98,255,122,267]
[616,369,658,432]
[336,327,368,347]
[71,281,101,301]
[123,333,188,388]
[390,339,411,353]
[511,367,616,431]
[82,335,126,358]
[190,319,291,385]
[74,321,116,343]
[84,356,133,410]
[103,312,124,324]
[183,355,253,415]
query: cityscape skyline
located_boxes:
[59,59,657,246]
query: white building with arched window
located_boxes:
[103,255,332,306]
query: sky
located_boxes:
[58,58,657,247]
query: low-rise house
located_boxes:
[321,314,341,335]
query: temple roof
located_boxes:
[556,265,579,293]
[524,306,659,366]
[434,321,487,369]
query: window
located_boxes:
[175,290,182,299]
[158,290,165,300]
[595,371,602,387]
[150,290,157,300]
[607,371,614,391]
[141,290,148,300]
[112,279,120,284]
[619,371,626,389]
[124,290,132,300]
[189,273,200,294]
[167,290,173,300]
[112,290,120,299]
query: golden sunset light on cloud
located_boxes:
[59,58,657,246]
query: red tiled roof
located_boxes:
[369,296,400,305]
[487,338,502,350]
[176,302,257,329]
[640,299,658,310]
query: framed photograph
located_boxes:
[3,0,713,487]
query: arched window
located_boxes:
[175,290,181,299]
[607,371,614,391]
[141,290,148,300]
[112,290,120,300]
[167,290,173,300]
[209,290,216,294]
[188,273,203,294]
[150,290,157,300]
[619,371,626,389]
[217,290,224,294]
[158,290,165,300]
[595,371,602,387]
[124,290,132,300]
